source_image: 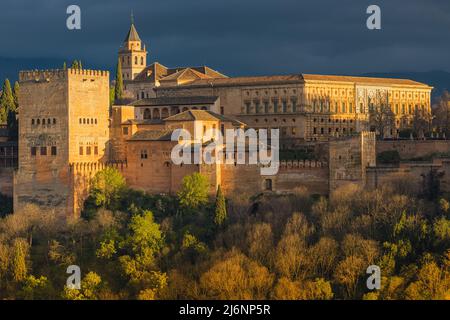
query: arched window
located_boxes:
[143,108,151,119]
[153,109,160,119]
[161,108,169,118]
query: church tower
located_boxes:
[119,15,147,81]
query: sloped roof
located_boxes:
[131,96,219,106]
[122,119,164,125]
[128,130,174,141]
[159,74,305,88]
[134,62,169,82]
[124,23,141,42]
[165,110,244,126]
[302,74,431,87]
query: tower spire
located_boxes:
[131,10,134,25]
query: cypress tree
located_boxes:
[0,79,14,124]
[114,59,124,102]
[71,60,79,69]
[63,61,67,70]
[78,60,83,70]
[13,81,19,109]
[214,185,227,226]
[7,81,19,138]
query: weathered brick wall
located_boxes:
[377,140,450,160]
[365,163,448,193]
[0,168,14,196]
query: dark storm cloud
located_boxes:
[0,0,449,75]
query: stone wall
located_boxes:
[0,168,14,196]
[377,140,450,160]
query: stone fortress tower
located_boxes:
[14,69,110,217]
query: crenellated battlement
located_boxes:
[69,160,127,174]
[67,68,109,77]
[19,68,109,82]
[279,160,328,170]
[19,69,67,82]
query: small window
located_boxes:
[31,119,35,125]
[86,146,91,155]
[31,147,37,156]
[40,147,47,156]
[53,118,56,125]
[264,179,273,191]
[37,119,40,125]
[79,146,83,155]
[79,118,82,124]
[42,119,46,125]
[95,119,97,124]
[51,146,57,156]
[94,146,98,155]
[123,127,129,135]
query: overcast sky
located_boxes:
[1,0,449,76]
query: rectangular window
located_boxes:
[141,150,148,159]
[273,100,278,113]
[245,102,251,114]
[94,146,98,155]
[40,147,47,156]
[291,98,297,113]
[349,103,353,113]
[342,103,346,113]
[31,147,37,156]
[122,127,129,135]
[51,146,57,156]
[255,102,260,114]
[79,146,83,155]
[86,146,92,155]
[282,101,287,113]
[264,102,269,113]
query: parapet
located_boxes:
[279,160,328,170]
[19,68,109,82]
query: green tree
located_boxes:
[63,272,103,300]
[71,60,79,69]
[214,185,227,226]
[63,61,67,70]
[0,79,14,124]
[114,59,124,102]
[90,167,126,209]
[6,81,19,138]
[12,81,19,109]
[109,86,115,106]
[178,173,209,210]
[10,238,29,282]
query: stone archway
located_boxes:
[143,108,151,119]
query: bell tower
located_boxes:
[118,13,147,81]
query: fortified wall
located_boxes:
[377,140,450,160]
